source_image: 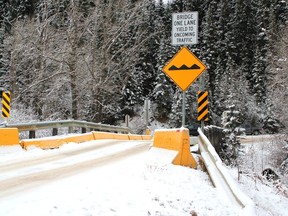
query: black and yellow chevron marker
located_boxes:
[197,91,208,121]
[2,91,11,118]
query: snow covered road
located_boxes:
[0,140,150,198]
[0,139,248,216]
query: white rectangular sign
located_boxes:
[172,11,198,45]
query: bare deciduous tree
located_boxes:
[268,28,288,134]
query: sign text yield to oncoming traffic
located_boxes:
[172,12,198,45]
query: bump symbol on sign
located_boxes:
[162,46,206,91]
[168,64,200,71]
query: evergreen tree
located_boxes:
[0,0,8,89]
[220,105,242,166]
[1,0,287,130]
[171,0,185,12]
[151,0,174,122]
[121,0,158,109]
[169,88,183,127]
[238,0,257,84]
[17,0,37,18]
[219,58,244,166]
[250,0,279,104]
[217,0,231,68]
[200,1,219,124]
[152,71,173,122]
[185,85,200,125]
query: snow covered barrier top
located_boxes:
[152,127,197,168]
[20,132,152,150]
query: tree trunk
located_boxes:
[69,1,79,120]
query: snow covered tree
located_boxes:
[120,0,158,110]
[2,0,287,129]
[251,0,273,104]
[217,0,231,68]
[220,105,242,166]
[169,88,183,127]
[200,0,219,69]
[151,1,175,122]
[231,0,257,80]
[268,24,288,173]
[171,0,185,12]
[0,0,13,89]
[80,0,157,123]
[200,1,220,124]
[279,141,288,177]
[216,56,254,166]
[266,25,288,134]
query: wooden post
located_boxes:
[29,130,35,139]
[52,128,58,136]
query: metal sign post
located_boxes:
[144,99,151,134]
[182,91,186,127]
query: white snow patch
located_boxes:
[0,137,287,215]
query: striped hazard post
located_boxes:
[2,91,11,118]
[197,91,208,122]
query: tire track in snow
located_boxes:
[0,140,119,172]
[0,140,151,198]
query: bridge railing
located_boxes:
[3,120,131,139]
[197,128,255,214]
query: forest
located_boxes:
[0,0,287,134]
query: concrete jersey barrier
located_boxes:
[0,128,20,146]
[20,132,152,150]
[152,127,197,169]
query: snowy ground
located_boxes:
[235,135,288,216]
[239,135,288,183]
[0,137,287,216]
[230,168,288,216]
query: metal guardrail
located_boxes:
[197,128,255,214]
[3,120,131,139]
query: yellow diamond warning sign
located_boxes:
[162,46,206,91]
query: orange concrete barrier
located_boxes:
[128,134,143,140]
[0,128,20,145]
[63,133,94,143]
[113,133,129,140]
[21,133,94,150]
[141,135,152,140]
[153,128,197,168]
[92,131,115,140]
[21,137,66,150]
[92,131,132,140]
[20,131,151,150]
[146,128,151,135]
